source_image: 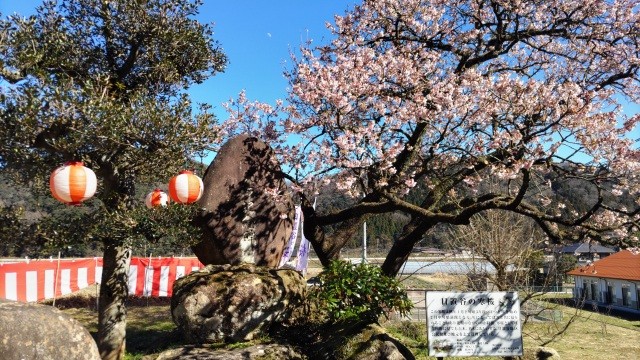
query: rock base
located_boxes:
[156,344,304,360]
[171,263,306,343]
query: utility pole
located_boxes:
[362,222,367,263]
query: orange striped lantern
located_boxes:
[49,161,97,205]
[168,170,203,204]
[145,188,170,208]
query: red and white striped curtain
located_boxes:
[127,257,202,297]
[0,257,203,303]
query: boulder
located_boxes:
[171,263,306,344]
[193,134,294,268]
[536,346,561,360]
[0,299,100,360]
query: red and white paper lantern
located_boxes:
[49,161,97,205]
[145,188,170,208]
[168,170,203,204]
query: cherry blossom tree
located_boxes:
[222,0,640,276]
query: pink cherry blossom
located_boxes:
[218,0,640,272]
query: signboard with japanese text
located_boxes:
[426,291,523,357]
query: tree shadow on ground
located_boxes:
[125,327,185,355]
[45,295,184,355]
[270,318,415,360]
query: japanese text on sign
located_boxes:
[426,291,523,357]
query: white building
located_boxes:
[567,250,640,314]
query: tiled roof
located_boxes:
[567,250,640,281]
[560,242,615,254]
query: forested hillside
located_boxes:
[1,162,633,258]
[0,169,198,258]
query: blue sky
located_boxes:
[0,0,356,119]
[2,0,638,146]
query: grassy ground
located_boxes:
[45,271,639,359]
[56,289,640,359]
[385,296,640,360]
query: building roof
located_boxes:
[560,242,616,254]
[567,250,640,282]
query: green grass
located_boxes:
[61,303,184,358]
[398,274,446,289]
[62,301,640,359]
[124,305,183,355]
[63,301,275,358]
[59,292,640,359]
[385,299,640,360]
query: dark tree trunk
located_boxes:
[96,168,136,360]
[495,266,508,291]
[381,219,434,276]
[97,240,131,360]
[301,203,367,267]
[301,193,386,268]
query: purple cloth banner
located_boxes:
[295,198,315,275]
[295,222,310,275]
[279,206,301,268]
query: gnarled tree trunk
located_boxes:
[302,208,365,267]
[381,219,434,276]
[97,241,131,360]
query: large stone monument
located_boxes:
[168,135,413,359]
[170,135,305,352]
[193,134,294,268]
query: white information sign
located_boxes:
[426,291,523,357]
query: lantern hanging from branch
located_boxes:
[145,188,170,208]
[168,170,203,204]
[49,161,97,205]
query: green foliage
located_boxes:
[128,203,204,251]
[310,260,413,323]
[0,170,207,258]
[88,202,204,256]
[386,321,427,345]
[556,254,578,274]
[0,189,206,258]
[525,249,546,270]
[0,204,27,256]
[0,0,226,195]
[0,0,225,255]
[554,254,578,283]
[31,201,100,256]
[0,0,226,355]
